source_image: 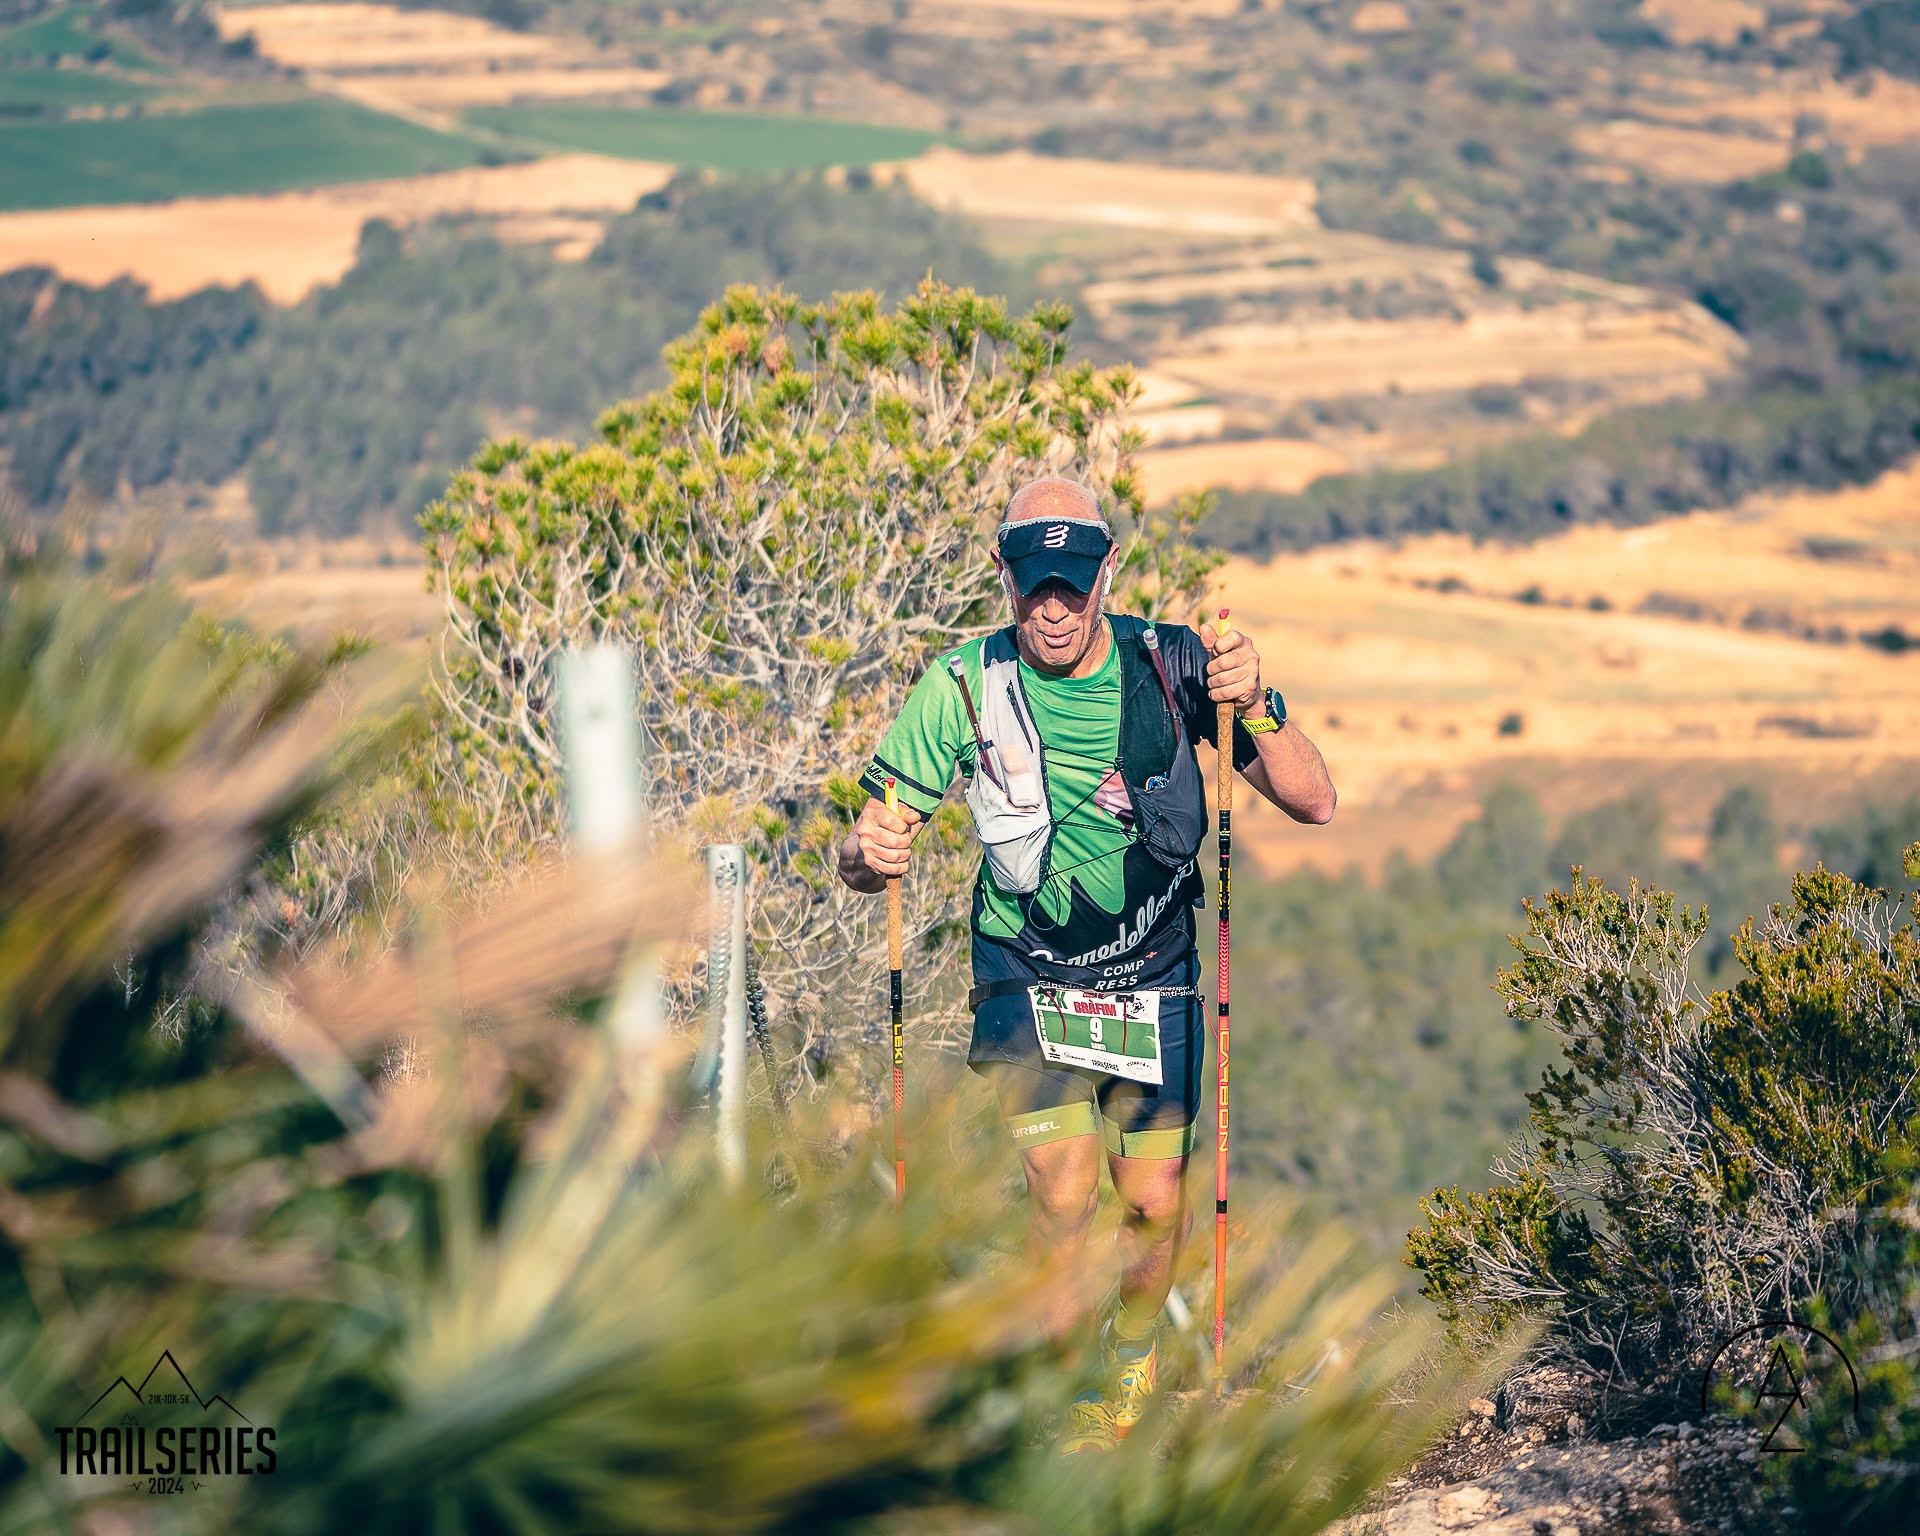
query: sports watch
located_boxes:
[1240,686,1287,735]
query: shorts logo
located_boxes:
[1013,1120,1063,1138]
[1043,523,1070,548]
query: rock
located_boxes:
[1565,1413,1585,1438]
[1331,1416,1784,1535]
[1469,1397,1498,1418]
[1434,1485,1502,1528]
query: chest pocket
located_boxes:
[951,653,1050,894]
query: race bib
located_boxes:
[1030,987,1164,1085]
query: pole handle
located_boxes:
[1215,609,1234,816]
[884,778,904,969]
[885,778,906,1208]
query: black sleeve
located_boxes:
[1165,623,1260,772]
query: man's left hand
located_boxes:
[1198,620,1263,715]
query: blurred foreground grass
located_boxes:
[0,551,1502,1532]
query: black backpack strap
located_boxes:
[1140,624,1182,722]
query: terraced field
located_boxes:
[1218,464,1920,877]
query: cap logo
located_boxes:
[1043,523,1070,548]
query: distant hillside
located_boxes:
[0,173,1031,534]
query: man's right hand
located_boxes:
[837,794,925,893]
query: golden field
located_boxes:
[0,155,674,301]
[1219,464,1920,877]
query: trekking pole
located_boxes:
[885,777,906,1209]
[1213,609,1234,1388]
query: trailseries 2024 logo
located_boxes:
[54,1350,277,1495]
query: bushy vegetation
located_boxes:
[1223,778,1850,1254]
[1778,1085,1920,1527]
[1408,857,1920,1369]
[0,515,1487,1536]
[1203,376,1920,554]
[1390,821,1920,1522]
[0,173,1029,533]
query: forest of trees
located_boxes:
[0,173,1027,534]
[1202,375,1920,555]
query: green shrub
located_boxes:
[1771,1123,1920,1527]
[1407,859,1920,1378]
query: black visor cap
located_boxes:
[998,516,1114,595]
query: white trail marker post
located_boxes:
[554,644,662,1047]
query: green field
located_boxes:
[0,5,161,71]
[0,65,164,112]
[465,105,937,172]
[0,98,495,210]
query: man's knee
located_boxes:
[1113,1158,1190,1242]
[1022,1141,1101,1235]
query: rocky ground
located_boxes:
[1333,1365,1793,1536]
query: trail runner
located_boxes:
[836,478,1337,1452]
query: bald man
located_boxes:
[837,477,1335,1451]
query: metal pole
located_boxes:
[709,844,748,1183]
[555,644,660,1047]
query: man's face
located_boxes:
[997,552,1115,672]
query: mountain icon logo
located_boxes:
[79,1349,252,1424]
[55,1349,278,1488]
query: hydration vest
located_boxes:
[948,615,1208,896]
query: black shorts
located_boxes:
[969,988,1204,1161]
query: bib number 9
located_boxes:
[1029,987,1164,1085]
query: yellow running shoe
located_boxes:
[1056,1391,1119,1455]
[1108,1334,1158,1440]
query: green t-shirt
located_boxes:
[861,618,1207,999]
[868,622,1130,946]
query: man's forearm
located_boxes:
[1242,720,1336,824]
